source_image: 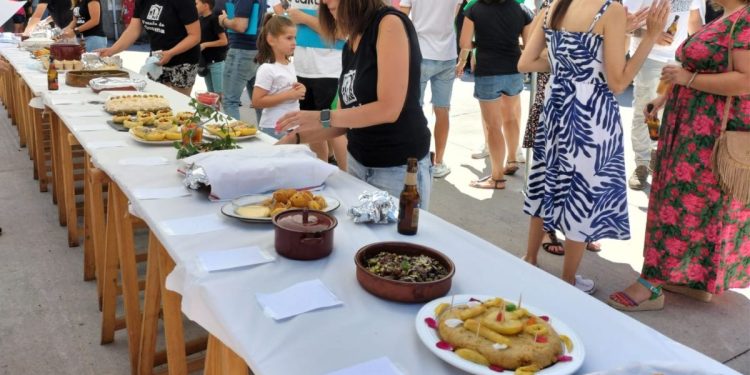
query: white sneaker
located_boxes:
[574,275,596,294]
[431,163,451,178]
[471,145,489,159]
[516,149,526,163]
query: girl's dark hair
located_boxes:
[255,14,295,64]
[198,0,216,10]
[548,0,574,30]
[319,0,386,44]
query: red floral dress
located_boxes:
[641,8,750,294]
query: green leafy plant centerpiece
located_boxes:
[174,98,241,159]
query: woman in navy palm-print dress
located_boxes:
[518,0,670,293]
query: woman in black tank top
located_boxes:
[276,0,433,209]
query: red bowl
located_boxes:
[196,91,220,106]
[354,242,455,303]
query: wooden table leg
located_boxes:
[32,107,50,192]
[100,180,120,345]
[157,245,189,375]
[205,335,250,375]
[138,232,162,375]
[13,73,26,148]
[48,110,66,224]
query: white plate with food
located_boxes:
[221,192,340,223]
[203,132,258,141]
[415,295,584,375]
[128,128,181,145]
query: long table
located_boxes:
[0,43,738,375]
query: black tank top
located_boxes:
[340,7,431,168]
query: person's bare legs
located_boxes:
[478,99,505,181]
[499,95,521,165]
[562,240,586,285]
[433,106,450,165]
[329,135,348,171]
[523,216,545,265]
[309,141,328,162]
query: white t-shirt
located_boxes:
[254,62,300,129]
[623,0,701,62]
[400,0,461,61]
[269,0,342,78]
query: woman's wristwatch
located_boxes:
[320,109,331,128]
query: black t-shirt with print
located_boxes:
[39,0,73,29]
[199,14,227,64]
[465,0,532,76]
[341,8,431,168]
[134,0,201,66]
[73,0,105,37]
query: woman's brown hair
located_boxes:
[255,13,295,64]
[319,0,386,44]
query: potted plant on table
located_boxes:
[175,93,241,159]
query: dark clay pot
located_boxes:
[273,209,337,260]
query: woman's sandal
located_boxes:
[542,231,564,256]
[469,176,506,190]
[504,161,520,176]
[663,284,713,302]
[607,278,665,312]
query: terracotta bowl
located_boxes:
[354,242,455,303]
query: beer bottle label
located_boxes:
[411,208,419,227]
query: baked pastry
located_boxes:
[112,113,130,124]
[435,297,567,372]
[144,129,166,141]
[123,118,143,129]
[104,94,171,114]
[154,117,174,128]
[137,111,155,125]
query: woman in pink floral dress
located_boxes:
[609,2,750,311]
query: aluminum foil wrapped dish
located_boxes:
[347,190,399,224]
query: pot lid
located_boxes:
[273,209,337,232]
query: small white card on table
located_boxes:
[198,246,275,272]
[71,124,106,132]
[118,156,169,166]
[256,279,342,320]
[325,357,404,375]
[68,110,107,117]
[87,140,127,150]
[133,186,191,200]
[159,214,226,236]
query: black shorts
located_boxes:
[297,77,338,111]
[150,63,198,89]
[12,14,26,24]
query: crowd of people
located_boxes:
[6,0,749,310]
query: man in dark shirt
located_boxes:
[23,0,73,34]
[217,0,263,121]
[197,0,228,94]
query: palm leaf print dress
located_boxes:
[524,0,631,243]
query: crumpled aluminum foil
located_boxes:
[81,53,123,70]
[182,163,210,190]
[347,190,398,224]
[89,77,146,92]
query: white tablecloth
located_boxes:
[1,45,738,375]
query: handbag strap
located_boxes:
[720,6,748,135]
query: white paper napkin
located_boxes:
[87,140,127,150]
[133,186,191,200]
[159,213,226,236]
[118,156,169,166]
[198,246,275,272]
[256,279,343,320]
[70,124,107,132]
[68,110,107,117]
[326,357,404,375]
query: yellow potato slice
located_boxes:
[455,348,490,366]
[514,364,540,375]
[434,303,450,317]
[560,335,573,352]
[464,319,512,345]
[165,131,181,141]
[524,324,548,336]
[482,313,524,336]
[458,305,486,320]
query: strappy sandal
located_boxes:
[607,278,665,312]
[504,161,520,176]
[663,284,713,302]
[469,176,506,190]
[542,230,564,256]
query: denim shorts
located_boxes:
[419,59,456,108]
[473,73,524,101]
[347,153,432,211]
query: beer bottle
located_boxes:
[397,158,420,235]
[47,57,59,91]
[646,103,660,141]
[666,15,679,36]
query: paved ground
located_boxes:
[0,48,748,374]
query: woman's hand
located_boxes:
[643,0,670,40]
[275,132,297,145]
[157,50,174,66]
[96,47,114,57]
[643,95,668,118]
[661,65,692,86]
[275,110,322,133]
[455,59,467,78]
[62,27,74,39]
[625,6,649,33]
[289,82,306,100]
